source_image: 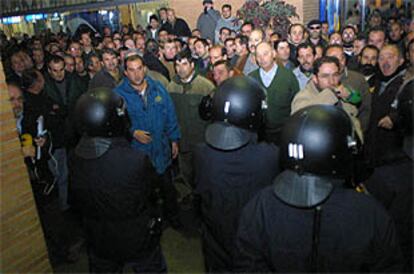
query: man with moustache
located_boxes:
[114,54,181,228]
[358,45,380,90]
[293,43,316,89]
[167,50,214,191]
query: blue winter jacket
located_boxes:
[114,77,181,174]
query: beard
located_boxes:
[359,63,377,76]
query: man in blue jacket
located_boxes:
[114,54,182,227]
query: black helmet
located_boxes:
[273,105,358,208]
[74,88,128,159]
[205,76,266,150]
[75,87,127,138]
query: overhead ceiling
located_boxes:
[1,0,157,17]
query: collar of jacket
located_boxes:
[172,71,198,93]
[122,76,157,95]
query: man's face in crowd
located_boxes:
[75,57,85,74]
[103,27,111,36]
[220,29,231,43]
[325,47,346,73]
[32,49,44,65]
[360,47,378,66]
[28,70,45,95]
[297,46,315,71]
[150,18,159,29]
[89,56,102,73]
[125,58,146,87]
[213,63,232,86]
[49,60,65,82]
[255,42,275,71]
[353,39,366,55]
[329,33,343,45]
[175,58,194,80]
[195,41,208,59]
[80,33,92,47]
[11,54,26,74]
[241,24,253,37]
[8,85,24,118]
[342,28,356,44]
[289,25,305,45]
[158,30,169,42]
[135,37,146,52]
[192,29,202,38]
[249,30,264,53]
[124,38,136,49]
[225,39,236,58]
[378,46,403,76]
[308,24,322,39]
[159,9,167,21]
[163,42,178,60]
[102,53,119,72]
[167,10,175,23]
[276,41,291,62]
[235,38,245,55]
[322,23,329,35]
[209,47,225,65]
[389,23,403,42]
[64,56,75,73]
[222,7,231,19]
[68,42,82,58]
[368,31,386,50]
[313,62,340,91]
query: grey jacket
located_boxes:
[197,8,221,43]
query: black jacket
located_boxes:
[163,18,191,38]
[69,138,159,261]
[194,142,280,271]
[365,73,405,166]
[143,52,170,81]
[235,183,404,272]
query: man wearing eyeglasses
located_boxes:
[307,19,328,49]
[291,56,363,140]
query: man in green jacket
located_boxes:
[167,50,214,195]
[249,42,300,145]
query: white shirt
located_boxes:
[259,63,278,89]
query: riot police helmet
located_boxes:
[74,88,128,159]
[273,105,358,208]
[205,76,266,150]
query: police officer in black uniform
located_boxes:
[194,76,280,272]
[234,105,404,272]
[69,88,166,273]
[365,79,413,272]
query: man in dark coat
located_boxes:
[195,77,280,272]
[234,105,404,273]
[70,88,166,273]
[365,44,406,167]
[163,8,191,38]
[365,79,413,272]
[43,55,86,210]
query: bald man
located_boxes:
[249,42,300,145]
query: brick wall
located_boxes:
[0,60,51,272]
[168,0,320,29]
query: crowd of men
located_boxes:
[2,0,413,272]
